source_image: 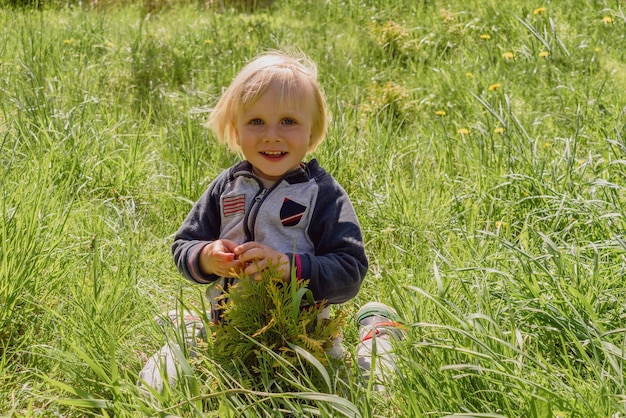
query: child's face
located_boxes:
[236,82,314,184]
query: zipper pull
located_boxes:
[254,189,267,202]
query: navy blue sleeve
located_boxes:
[290,173,367,304]
[171,172,227,284]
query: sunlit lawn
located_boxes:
[1,0,625,416]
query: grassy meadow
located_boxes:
[1,0,626,416]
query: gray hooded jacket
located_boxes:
[172,159,368,317]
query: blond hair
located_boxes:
[207,51,328,153]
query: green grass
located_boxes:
[1,0,625,416]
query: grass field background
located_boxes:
[1,0,626,416]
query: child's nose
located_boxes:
[264,124,280,141]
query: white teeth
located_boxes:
[263,151,284,155]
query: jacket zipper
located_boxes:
[244,187,267,241]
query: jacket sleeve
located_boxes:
[171,174,225,284]
[288,175,368,304]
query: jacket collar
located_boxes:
[231,159,321,185]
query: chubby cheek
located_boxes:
[237,127,263,146]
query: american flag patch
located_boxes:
[223,194,245,217]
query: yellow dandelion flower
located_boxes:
[205,39,213,44]
[539,51,549,58]
[494,127,505,134]
[533,7,546,15]
[458,128,470,135]
[488,83,502,91]
[435,110,447,116]
[594,47,601,52]
[465,72,474,77]
[502,51,515,59]
[63,39,71,44]
[495,221,508,228]
[603,16,613,24]
[480,34,491,40]
[543,142,551,148]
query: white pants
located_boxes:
[138,310,205,394]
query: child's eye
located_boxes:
[249,119,264,125]
[282,118,296,125]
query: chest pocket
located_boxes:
[279,198,307,227]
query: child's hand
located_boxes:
[234,242,290,281]
[199,239,242,278]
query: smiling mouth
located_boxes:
[261,151,286,158]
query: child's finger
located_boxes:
[238,247,264,264]
[243,261,261,277]
[234,241,267,257]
